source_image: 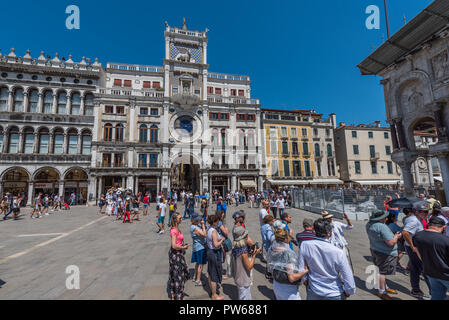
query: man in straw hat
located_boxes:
[366,209,402,300]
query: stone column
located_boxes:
[232,175,237,192]
[77,134,82,154]
[0,181,3,199]
[157,176,160,194]
[33,132,39,154]
[63,133,68,154]
[2,132,8,154]
[18,132,24,154]
[88,175,96,204]
[8,90,13,112]
[52,93,58,114]
[127,176,134,193]
[390,122,399,151]
[66,92,72,115]
[27,182,34,205]
[80,95,85,116]
[23,92,29,113]
[428,157,434,188]
[400,162,415,197]
[98,177,103,199]
[38,92,43,113]
[58,181,64,198]
[395,119,407,150]
[258,175,263,192]
[49,133,55,154]
[436,154,449,203]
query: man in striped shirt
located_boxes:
[296,218,317,249]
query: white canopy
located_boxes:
[240,180,257,188]
[353,180,401,186]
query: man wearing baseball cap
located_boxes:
[413,217,449,300]
[366,210,402,300]
[402,201,432,299]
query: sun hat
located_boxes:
[232,226,249,242]
[273,220,286,230]
[370,210,389,222]
[321,211,334,219]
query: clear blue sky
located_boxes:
[0,0,433,125]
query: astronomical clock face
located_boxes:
[175,115,194,137]
[418,159,427,170]
[169,113,203,144]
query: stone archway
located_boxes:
[1,167,30,201]
[33,167,61,196]
[170,153,201,193]
[64,168,89,205]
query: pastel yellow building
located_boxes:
[262,109,341,188]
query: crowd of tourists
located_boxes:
[1,192,78,220]
[165,189,448,301]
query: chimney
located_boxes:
[339,122,346,127]
[375,121,381,128]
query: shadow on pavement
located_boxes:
[0,279,5,288]
[222,283,238,300]
[257,285,275,300]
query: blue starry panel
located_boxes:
[170,43,203,64]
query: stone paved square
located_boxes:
[0,204,429,300]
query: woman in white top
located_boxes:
[206,214,225,300]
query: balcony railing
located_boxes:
[99,88,164,98]
[207,96,259,105]
[107,63,163,73]
[208,72,250,82]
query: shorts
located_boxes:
[143,204,149,209]
[191,249,207,265]
[370,249,397,275]
[133,208,139,212]
[157,216,165,224]
[207,249,223,283]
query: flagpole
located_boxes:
[384,0,391,39]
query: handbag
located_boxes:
[222,238,233,252]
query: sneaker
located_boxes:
[377,292,393,300]
[159,230,165,235]
[411,290,430,299]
